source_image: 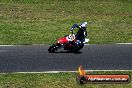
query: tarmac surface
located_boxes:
[0,44,132,72]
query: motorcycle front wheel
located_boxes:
[48,43,60,53]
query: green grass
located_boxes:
[0,0,132,44]
[0,71,132,88]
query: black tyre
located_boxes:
[72,42,84,52]
[48,43,61,53]
[72,45,83,53]
[48,44,57,53]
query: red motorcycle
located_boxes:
[48,32,89,53]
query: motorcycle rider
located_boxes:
[70,22,87,47]
[48,22,88,53]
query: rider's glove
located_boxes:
[70,28,74,31]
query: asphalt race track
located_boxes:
[0,44,132,72]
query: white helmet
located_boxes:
[80,22,87,28]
